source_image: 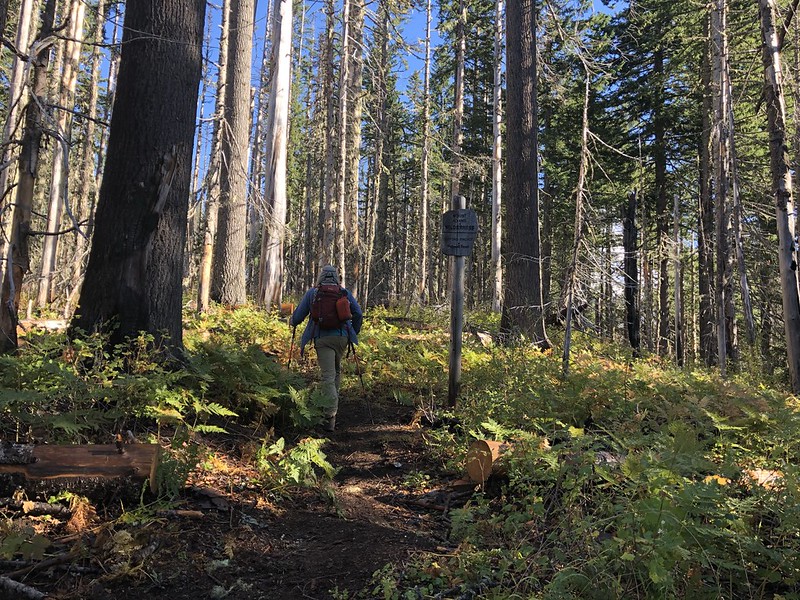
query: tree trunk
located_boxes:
[197,0,229,313]
[185,11,213,299]
[698,9,716,366]
[654,48,670,358]
[490,0,503,313]
[623,191,641,357]
[0,0,56,352]
[322,1,337,262]
[673,194,684,366]
[362,6,388,308]
[38,0,85,309]
[335,0,351,286]
[70,0,205,350]
[0,0,36,297]
[416,0,432,304]
[212,0,253,306]
[712,0,735,377]
[450,0,465,200]
[345,0,364,298]
[257,0,293,308]
[759,0,800,392]
[64,0,106,319]
[729,116,756,346]
[500,0,550,348]
[562,76,590,376]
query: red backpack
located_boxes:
[310,284,352,329]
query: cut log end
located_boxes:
[465,440,510,484]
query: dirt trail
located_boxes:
[13,395,453,600]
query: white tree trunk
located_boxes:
[0,0,36,300]
[38,0,85,308]
[257,0,293,307]
[759,0,800,392]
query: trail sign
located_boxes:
[441,208,478,256]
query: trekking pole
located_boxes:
[348,335,373,423]
[288,326,297,369]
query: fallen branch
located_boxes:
[0,575,46,599]
[156,509,204,519]
[4,549,79,579]
[0,498,71,517]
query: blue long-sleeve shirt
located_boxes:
[290,287,363,352]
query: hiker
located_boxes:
[289,265,363,432]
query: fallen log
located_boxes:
[465,440,512,484]
[0,444,160,494]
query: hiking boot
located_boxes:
[323,416,336,432]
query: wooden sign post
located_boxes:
[442,196,478,407]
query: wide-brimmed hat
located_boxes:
[317,265,339,286]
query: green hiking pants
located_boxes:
[314,335,349,418]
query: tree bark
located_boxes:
[0,0,57,352]
[759,0,800,392]
[64,0,106,319]
[673,193,684,366]
[362,5,388,308]
[212,0,254,306]
[38,0,85,308]
[345,0,364,298]
[562,75,590,376]
[322,1,336,262]
[699,8,716,366]
[0,0,36,299]
[500,0,550,348]
[490,0,503,313]
[450,0,465,200]
[623,191,641,357]
[197,0,229,313]
[654,47,670,358]
[712,0,736,376]
[416,0,432,304]
[70,0,205,350]
[335,0,351,286]
[257,0,293,307]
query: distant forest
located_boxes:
[2,0,800,389]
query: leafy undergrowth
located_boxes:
[1,306,799,599]
[371,327,800,600]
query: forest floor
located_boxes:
[2,390,467,600]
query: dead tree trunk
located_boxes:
[0,0,57,352]
[211,0,253,307]
[760,0,800,392]
[257,0,293,307]
[37,0,85,309]
[197,0,229,313]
